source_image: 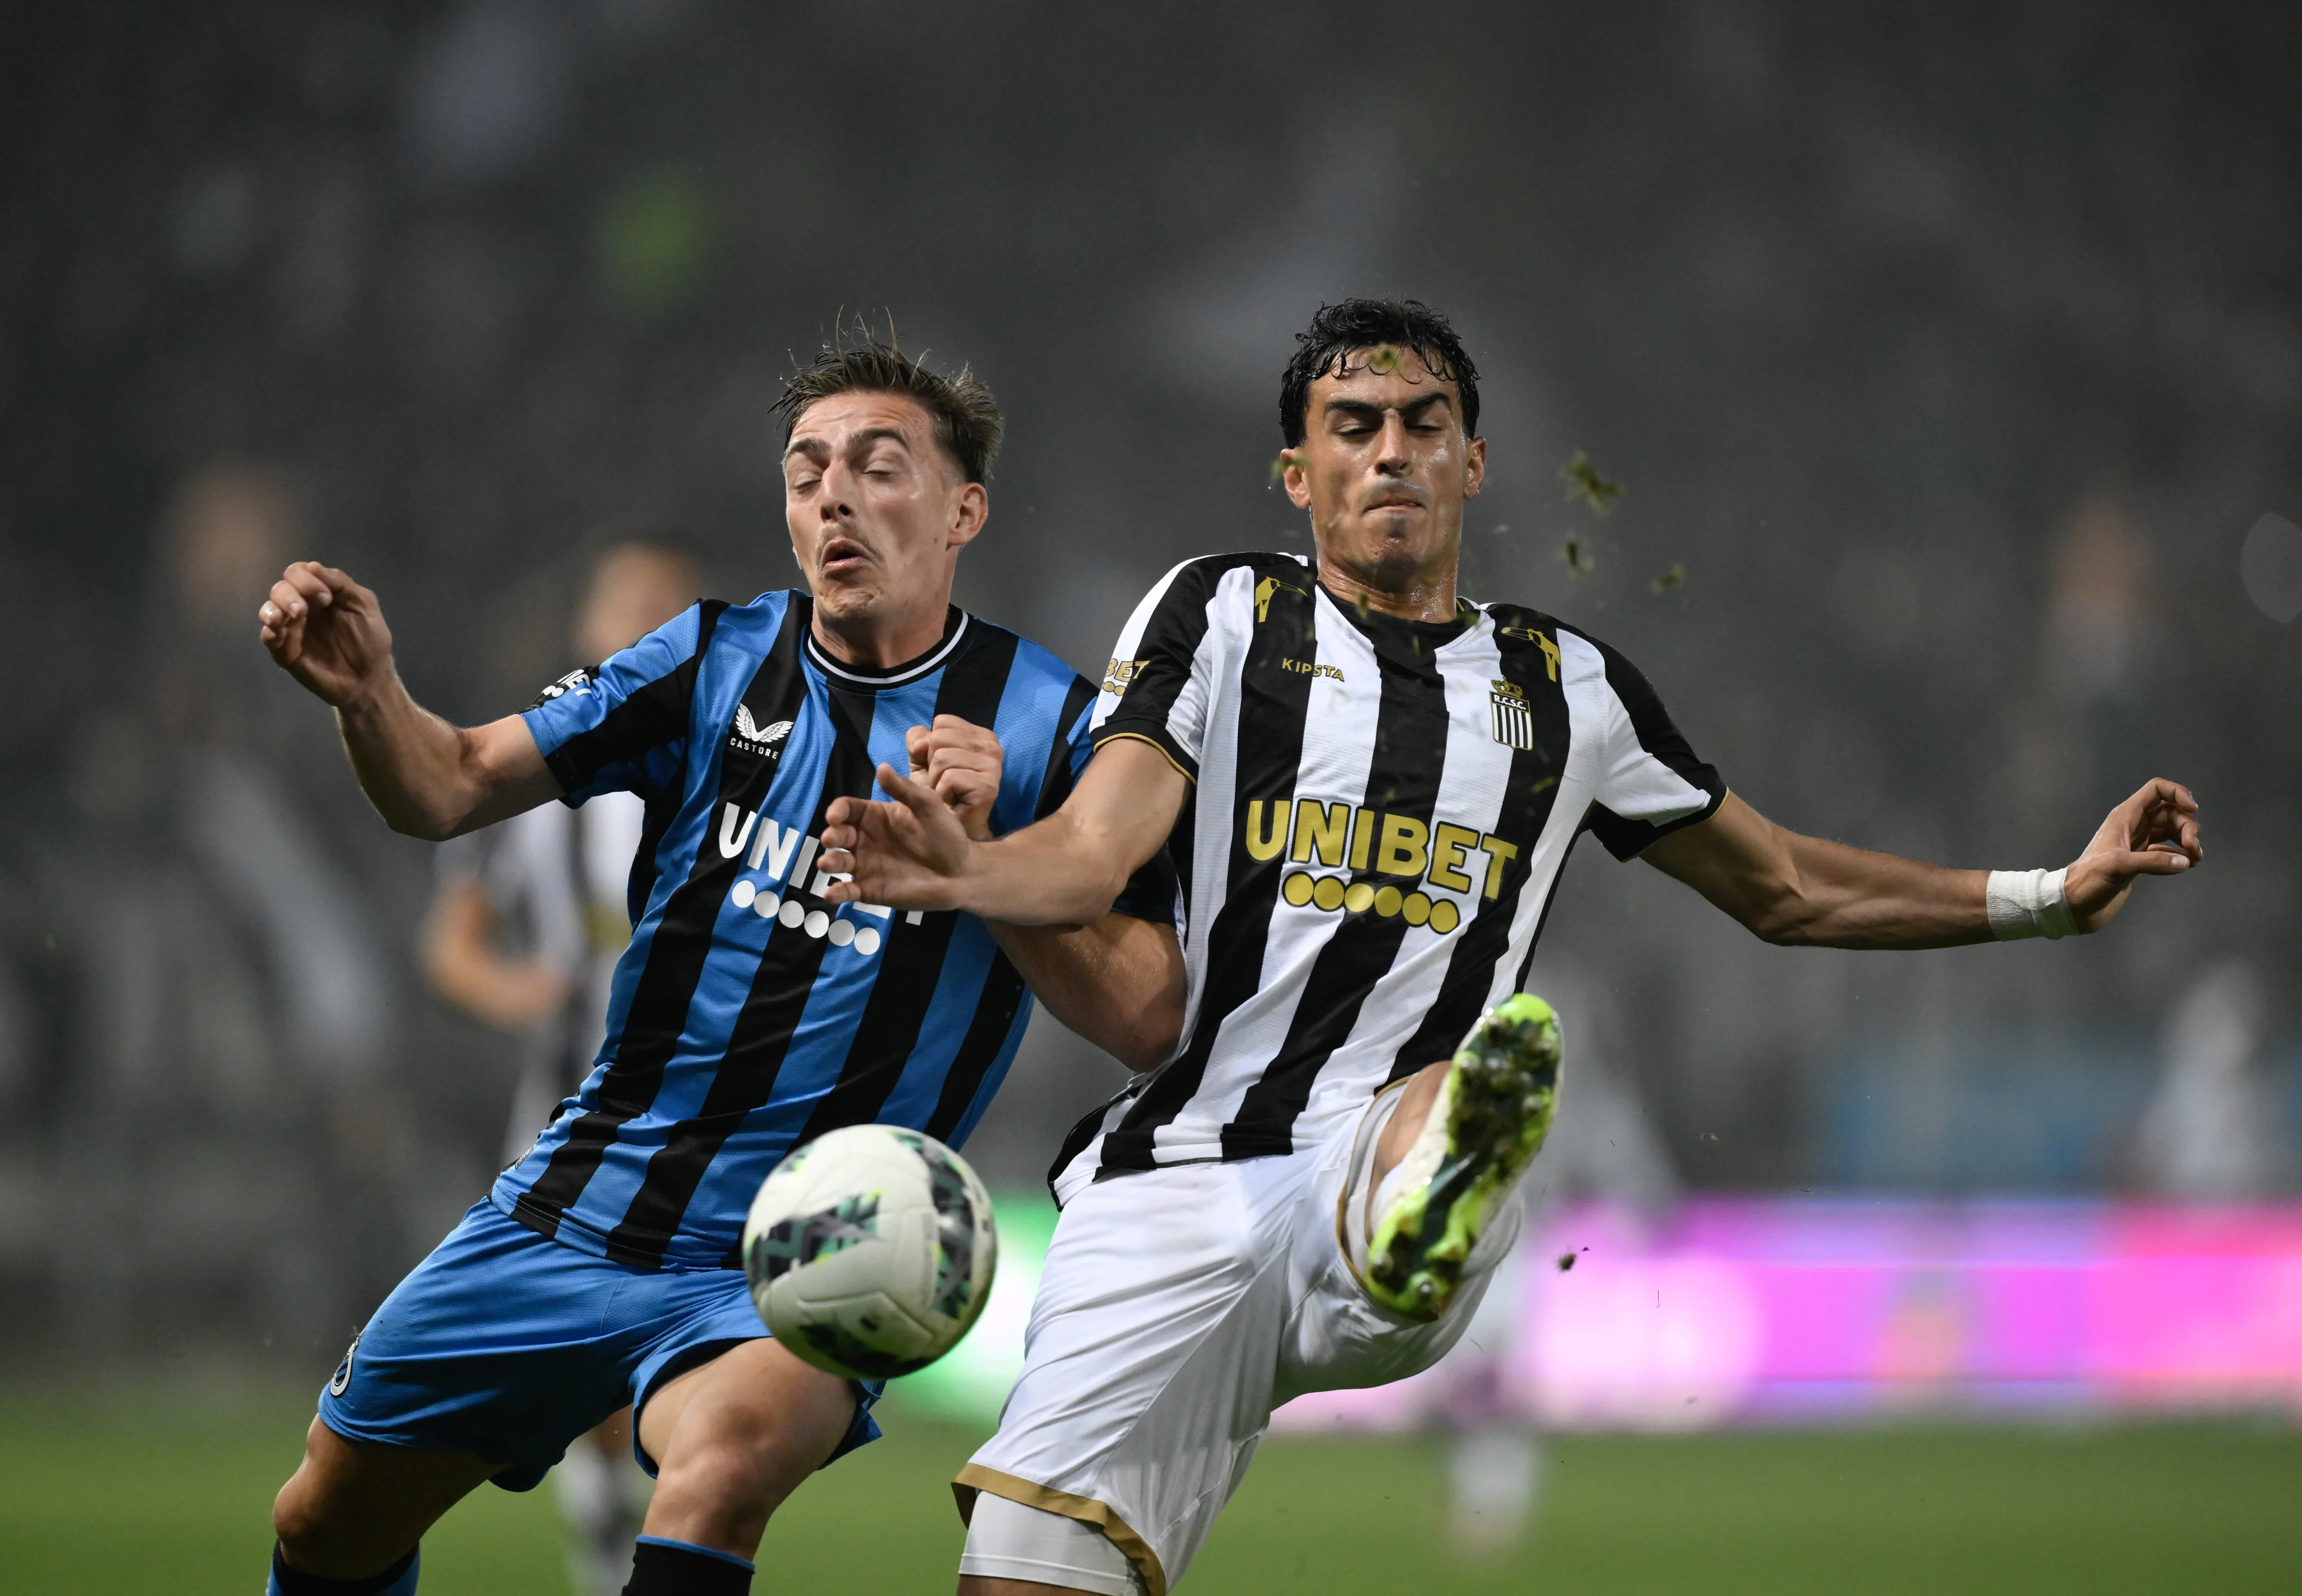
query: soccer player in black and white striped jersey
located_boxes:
[822,299,2203,1596]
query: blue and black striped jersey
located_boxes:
[492,591,1163,1270]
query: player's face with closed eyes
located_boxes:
[1282,349,1484,595]
[783,391,986,628]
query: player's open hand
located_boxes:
[907,715,1003,841]
[2064,778,2201,933]
[258,562,394,709]
[819,764,975,913]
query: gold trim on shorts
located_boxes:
[953,1463,1168,1596]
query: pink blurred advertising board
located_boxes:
[1272,1200,2302,1432]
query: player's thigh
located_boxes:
[1275,1113,1523,1400]
[963,1162,1291,1595]
[273,1415,501,1578]
[640,1338,856,1507]
[580,1404,634,1459]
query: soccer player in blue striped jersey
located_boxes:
[255,337,1183,1596]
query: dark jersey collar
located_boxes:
[1319,582,1477,654]
[802,601,969,688]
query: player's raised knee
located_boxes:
[647,1439,783,1552]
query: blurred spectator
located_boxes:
[41,463,418,1352]
[1440,962,1678,1556]
[420,535,696,1596]
[159,465,394,1083]
[2045,489,2151,714]
[2135,959,2295,1199]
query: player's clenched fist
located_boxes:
[907,714,1004,841]
[258,561,395,709]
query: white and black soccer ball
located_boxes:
[742,1125,998,1381]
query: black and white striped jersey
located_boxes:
[1052,550,1725,1201]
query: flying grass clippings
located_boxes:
[1559,449,1624,513]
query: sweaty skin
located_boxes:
[782,390,988,668]
[1279,344,1486,622]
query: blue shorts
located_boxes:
[318,1201,881,1491]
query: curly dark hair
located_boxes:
[1278,298,1481,447]
[773,322,1004,484]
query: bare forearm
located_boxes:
[955,814,1140,926]
[1759,834,1990,949]
[989,916,1185,1072]
[822,737,1187,925]
[337,678,549,841]
[1646,794,1990,949]
[424,930,527,1021]
[1647,784,2201,951]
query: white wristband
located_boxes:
[1985,868,2076,941]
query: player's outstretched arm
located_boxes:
[900,718,1185,1070]
[1642,780,2201,950]
[258,561,558,839]
[819,737,1188,926]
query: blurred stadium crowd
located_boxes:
[0,1,2295,1362]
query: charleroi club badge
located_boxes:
[1489,677,1535,751]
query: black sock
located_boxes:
[269,1542,419,1595]
[622,1535,755,1595]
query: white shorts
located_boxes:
[955,1092,1521,1594]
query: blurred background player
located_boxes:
[119,465,414,1343]
[1432,959,1677,1556]
[2134,958,2294,1198]
[420,535,700,1596]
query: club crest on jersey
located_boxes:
[1103,658,1147,697]
[1490,678,1536,751]
[329,1329,360,1397]
[728,705,794,759]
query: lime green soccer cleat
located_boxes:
[1364,994,1562,1321]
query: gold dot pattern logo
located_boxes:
[1282,871,1463,933]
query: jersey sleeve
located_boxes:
[522,601,715,806]
[1573,633,1728,861]
[1044,671,1181,928]
[1089,558,1225,781]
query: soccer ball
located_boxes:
[741,1124,998,1381]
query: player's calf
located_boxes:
[269,1418,498,1591]
[624,1338,859,1591]
[1357,994,1562,1321]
